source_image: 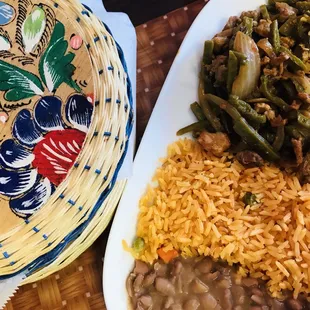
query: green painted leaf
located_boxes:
[39,22,81,93]
[22,6,46,54]
[0,60,44,101]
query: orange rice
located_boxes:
[135,138,310,299]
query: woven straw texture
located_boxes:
[0,0,133,282]
[4,0,206,309]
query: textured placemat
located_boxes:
[4,0,206,309]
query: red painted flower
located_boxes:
[32,129,86,186]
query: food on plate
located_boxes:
[126,1,310,309]
[126,139,310,306]
[178,0,310,170]
[128,257,309,310]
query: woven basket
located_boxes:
[0,0,133,282]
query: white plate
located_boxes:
[103,0,265,308]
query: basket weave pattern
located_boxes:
[0,0,133,281]
[5,1,206,309]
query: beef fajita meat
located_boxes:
[270,53,290,66]
[261,56,270,66]
[270,115,287,127]
[276,2,298,21]
[254,19,271,37]
[240,10,260,21]
[198,131,231,156]
[298,92,310,104]
[236,151,264,167]
[290,100,302,110]
[292,138,303,166]
[224,16,239,30]
[280,36,295,49]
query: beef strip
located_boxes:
[280,36,295,49]
[224,16,239,30]
[213,36,229,52]
[263,67,279,77]
[240,10,260,21]
[292,138,303,166]
[236,151,264,167]
[290,100,302,110]
[276,2,298,21]
[261,56,270,66]
[255,103,272,113]
[255,19,271,37]
[198,131,231,156]
[298,92,310,104]
[270,115,287,127]
[270,53,290,66]
[207,55,228,84]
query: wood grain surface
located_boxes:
[4,1,207,309]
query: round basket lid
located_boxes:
[0,0,133,277]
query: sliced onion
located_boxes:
[283,71,310,94]
[232,31,261,100]
[257,38,276,59]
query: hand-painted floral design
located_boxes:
[0,2,95,220]
[0,10,82,102]
[0,2,15,26]
[0,94,93,218]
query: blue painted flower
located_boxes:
[0,2,15,26]
[0,94,93,218]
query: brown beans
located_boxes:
[252,288,264,297]
[287,299,303,310]
[126,273,135,298]
[251,294,266,305]
[128,257,310,310]
[232,286,246,305]
[223,289,233,310]
[138,295,153,308]
[204,271,220,281]
[200,293,218,309]
[217,278,231,289]
[134,260,149,275]
[133,274,144,293]
[271,299,285,310]
[164,297,174,309]
[172,261,183,276]
[154,262,168,277]
[183,299,200,310]
[195,258,212,274]
[155,278,176,296]
[191,278,209,294]
[242,277,258,287]
[143,272,156,288]
[182,268,196,286]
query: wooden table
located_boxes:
[4,1,206,309]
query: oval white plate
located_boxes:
[104,0,265,309]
